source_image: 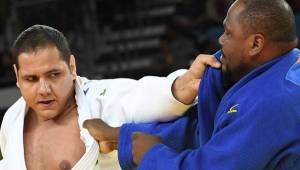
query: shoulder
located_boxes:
[1,97,26,128]
[282,56,300,108]
[285,57,300,88]
[76,76,137,97]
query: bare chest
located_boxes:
[24,119,85,170]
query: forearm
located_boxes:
[172,71,198,105]
[128,69,193,123]
[118,112,199,169]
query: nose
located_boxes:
[38,79,51,96]
[218,33,224,46]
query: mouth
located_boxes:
[37,100,55,107]
[220,55,228,73]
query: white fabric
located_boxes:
[0,69,192,170]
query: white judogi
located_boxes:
[0,70,192,170]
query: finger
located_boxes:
[132,132,143,140]
[190,79,200,92]
[83,119,95,129]
[83,119,103,140]
[99,141,118,153]
[196,55,221,68]
[132,132,161,141]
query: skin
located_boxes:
[84,0,298,166]
[15,46,85,170]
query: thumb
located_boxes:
[190,79,200,92]
[99,141,118,153]
[83,119,92,129]
[132,132,144,140]
[83,119,103,140]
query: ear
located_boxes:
[13,64,20,88]
[249,34,264,56]
[69,55,77,80]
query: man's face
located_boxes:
[218,1,252,83]
[15,46,76,121]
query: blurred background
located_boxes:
[0,0,300,122]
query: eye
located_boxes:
[50,73,60,78]
[27,77,33,81]
[25,76,37,82]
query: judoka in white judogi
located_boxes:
[0,70,191,170]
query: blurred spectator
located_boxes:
[162,0,233,71]
[0,0,10,34]
[0,51,13,78]
[287,0,300,48]
[287,0,300,11]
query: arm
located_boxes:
[118,54,220,123]
[87,55,220,124]
[119,106,300,170]
[83,107,199,160]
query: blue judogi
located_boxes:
[118,49,300,170]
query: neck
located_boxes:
[228,41,296,84]
[251,41,295,70]
[265,40,296,59]
[27,97,77,126]
[54,96,77,123]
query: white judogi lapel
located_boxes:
[0,98,27,170]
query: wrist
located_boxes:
[171,72,197,105]
[103,127,119,151]
[111,127,120,142]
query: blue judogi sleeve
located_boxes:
[118,49,300,170]
[118,108,200,170]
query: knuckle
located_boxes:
[132,133,138,140]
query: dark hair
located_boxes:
[12,25,71,68]
[238,0,297,43]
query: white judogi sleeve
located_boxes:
[0,159,6,169]
[80,69,193,127]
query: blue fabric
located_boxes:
[286,60,300,87]
[118,49,300,170]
